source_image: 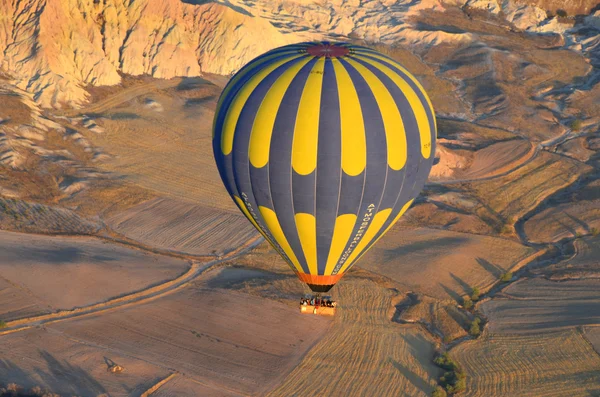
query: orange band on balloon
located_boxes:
[295,273,343,286]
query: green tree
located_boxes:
[462,296,473,310]
[591,227,599,237]
[556,9,567,17]
[432,386,447,397]
[469,317,481,337]
[500,272,513,282]
[471,286,480,301]
[0,320,6,329]
[570,119,582,131]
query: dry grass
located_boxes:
[357,226,533,301]
[401,295,471,342]
[46,284,329,397]
[107,197,257,257]
[466,152,590,220]
[537,235,600,280]
[524,180,600,243]
[452,329,600,397]
[0,197,101,235]
[481,278,600,334]
[267,279,441,397]
[0,326,171,396]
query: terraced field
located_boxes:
[452,329,600,397]
[457,139,534,180]
[466,152,591,220]
[535,235,600,280]
[524,179,600,243]
[358,227,534,300]
[267,279,441,397]
[107,197,257,257]
[481,278,600,334]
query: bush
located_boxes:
[591,227,599,237]
[576,232,583,239]
[500,225,512,235]
[0,320,6,329]
[570,119,582,131]
[469,317,481,337]
[462,297,473,310]
[434,353,460,371]
[500,272,513,282]
[556,9,567,17]
[432,386,447,397]
[471,286,480,302]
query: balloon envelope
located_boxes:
[213,41,436,292]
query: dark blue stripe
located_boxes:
[230,56,306,270]
[315,58,342,275]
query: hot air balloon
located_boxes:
[212,41,436,295]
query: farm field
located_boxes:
[0,230,190,316]
[524,179,600,243]
[266,278,441,397]
[358,227,534,300]
[107,197,257,257]
[584,326,600,355]
[457,139,533,180]
[0,326,171,397]
[480,278,600,334]
[534,235,600,280]
[452,329,600,397]
[465,152,591,220]
[42,284,329,397]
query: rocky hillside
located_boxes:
[0,0,598,108]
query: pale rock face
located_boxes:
[527,16,571,33]
[465,0,501,14]
[502,0,548,30]
[0,0,302,108]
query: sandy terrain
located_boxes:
[358,227,533,300]
[481,278,600,333]
[452,329,600,397]
[0,230,190,316]
[107,197,257,257]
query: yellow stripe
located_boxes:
[354,50,435,121]
[249,57,313,168]
[338,208,392,274]
[354,52,435,158]
[295,213,318,275]
[331,58,366,176]
[292,58,325,175]
[324,214,357,275]
[344,58,407,171]
[259,206,303,272]
[351,199,414,267]
[221,54,304,156]
[213,50,300,138]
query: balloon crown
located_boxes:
[304,42,351,58]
